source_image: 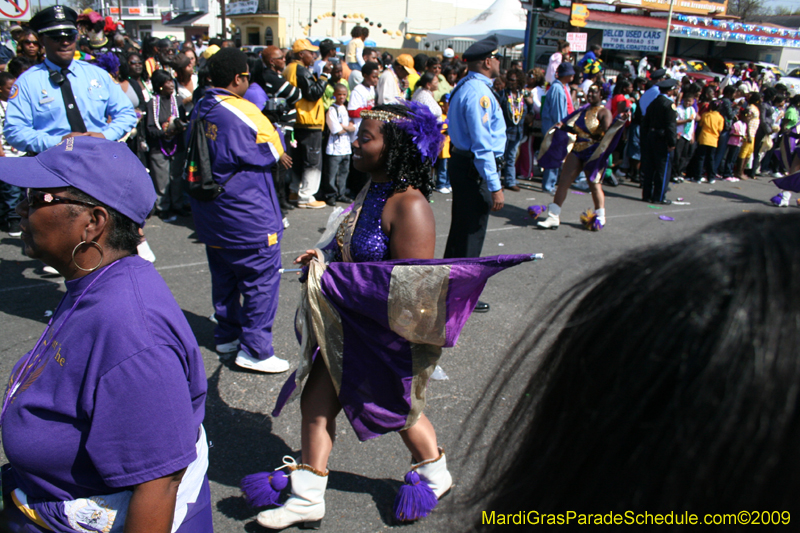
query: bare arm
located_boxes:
[124,468,186,533]
[383,189,436,260]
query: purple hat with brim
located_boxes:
[0,137,156,226]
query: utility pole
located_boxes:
[308,0,313,30]
[331,0,336,37]
[526,10,539,71]
[661,0,676,68]
[117,0,122,31]
[220,0,227,39]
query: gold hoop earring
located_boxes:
[72,241,104,272]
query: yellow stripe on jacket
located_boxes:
[215,95,284,154]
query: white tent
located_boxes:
[425,0,529,46]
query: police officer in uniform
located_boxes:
[634,68,665,189]
[641,78,679,204]
[444,35,506,313]
[4,5,137,155]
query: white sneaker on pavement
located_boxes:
[235,350,290,373]
[216,339,240,354]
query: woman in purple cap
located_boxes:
[0,137,212,533]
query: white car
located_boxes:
[780,68,800,95]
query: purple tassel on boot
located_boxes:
[241,470,289,507]
[394,471,438,522]
[528,205,547,219]
[771,193,784,206]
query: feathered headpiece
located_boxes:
[95,52,120,76]
[361,100,445,164]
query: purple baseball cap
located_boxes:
[0,137,156,225]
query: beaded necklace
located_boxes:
[507,91,524,125]
[155,92,179,157]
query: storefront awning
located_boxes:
[165,12,206,27]
[553,7,800,47]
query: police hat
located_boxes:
[656,78,679,90]
[29,5,78,35]
[651,68,667,80]
[463,35,501,62]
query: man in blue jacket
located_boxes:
[191,47,291,373]
[540,62,576,194]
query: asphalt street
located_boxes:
[0,174,786,532]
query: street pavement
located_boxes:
[0,174,786,532]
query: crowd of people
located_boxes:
[3,6,800,532]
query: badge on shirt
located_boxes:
[480,95,491,109]
[90,79,101,89]
[8,85,18,100]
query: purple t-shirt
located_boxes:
[3,255,207,501]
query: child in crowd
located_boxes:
[324,84,355,206]
[673,93,697,182]
[689,100,724,184]
[0,71,24,236]
[722,114,746,180]
[435,93,451,193]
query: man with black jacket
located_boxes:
[714,85,737,176]
[284,39,330,209]
[641,78,678,204]
[261,45,301,215]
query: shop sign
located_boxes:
[537,17,568,47]
[602,29,665,52]
[0,0,30,21]
[566,32,587,52]
[227,0,258,15]
[617,0,727,17]
[570,4,588,28]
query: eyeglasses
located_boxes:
[25,189,96,210]
[129,60,142,65]
[239,72,251,82]
[42,30,78,42]
[21,40,39,46]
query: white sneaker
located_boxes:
[216,339,240,354]
[614,169,627,179]
[137,240,156,263]
[436,187,452,194]
[282,217,290,229]
[773,172,784,178]
[235,350,290,373]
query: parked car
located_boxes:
[779,68,800,95]
[682,58,727,83]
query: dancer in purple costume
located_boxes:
[538,84,629,230]
[252,102,451,529]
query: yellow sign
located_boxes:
[617,0,727,16]
[571,3,589,28]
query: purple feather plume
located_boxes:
[391,100,445,165]
[394,470,438,522]
[94,52,120,76]
[241,470,289,507]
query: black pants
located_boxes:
[748,130,766,178]
[444,150,492,259]
[642,139,671,202]
[672,137,695,178]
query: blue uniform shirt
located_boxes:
[448,72,506,192]
[4,58,137,153]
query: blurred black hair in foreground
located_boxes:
[467,213,800,530]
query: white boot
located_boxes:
[780,191,792,207]
[257,466,328,530]
[537,203,561,230]
[413,448,452,499]
[595,208,606,228]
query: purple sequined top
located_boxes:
[335,181,393,263]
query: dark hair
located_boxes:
[150,69,173,95]
[351,26,362,38]
[333,83,348,93]
[415,71,436,92]
[319,39,336,59]
[773,94,786,106]
[7,56,32,78]
[208,38,222,47]
[723,84,736,98]
[381,51,394,68]
[414,53,429,73]
[361,27,369,39]
[207,46,248,88]
[15,28,41,59]
[557,39,569,53]
[749,92,763,105]
[466,213,800,523]
[613,78,631,95]
[362,46,376,59]
[791,94,800,108]
[65,187,141,254]
[425,56,440,70]
[504,68,524,91]
[373,103,436,199]
[589,43,602,52]
[0,71,15,87]
[361,61,380,79]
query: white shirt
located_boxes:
[347,84,375,142]
[326,104,352,156]
[0,100,25,157]
[677,104,697,142]
[411,88,442,117]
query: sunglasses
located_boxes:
[21,40,39,46]
[129,60,142,65]
[42,30,78,42]
[26,189,96,210]
[239,72,251,82]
